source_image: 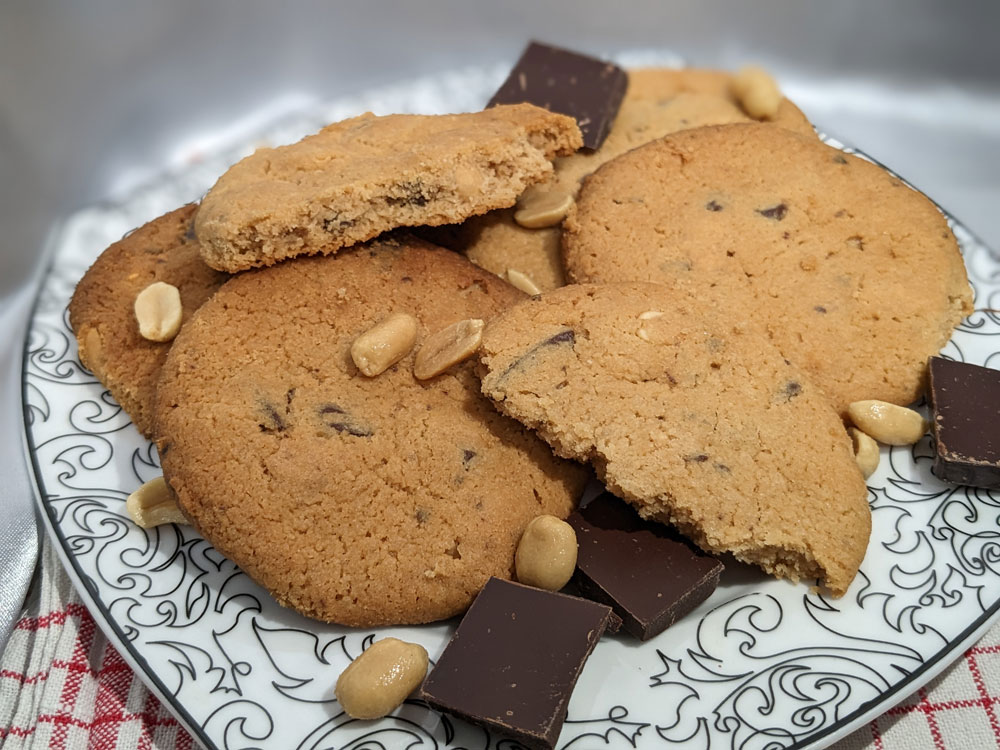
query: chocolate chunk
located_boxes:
[928,357,1000,489]
[544,328,575,346]
[495,327,575,384]
[318,404,373,438]
[419,578,616,750]
[567,493,723,641]
[257,402,286,433]
[487,41,627,150]
[387,180,430,207]
[705,199,724,212]
[783,381,802,401]
[757,203,788,221]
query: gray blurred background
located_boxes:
[2,0,999,302]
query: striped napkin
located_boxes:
[0,542,194,749]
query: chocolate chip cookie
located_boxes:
[478,282,871,597]
[155,236,588,627]
[563,122,974,413]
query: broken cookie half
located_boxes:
[477,281,871,597]
[195,104,582,272]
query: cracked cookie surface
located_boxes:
[68,204,228,437]
[563,122,973,413]
[155,236,587,627]
[194,104,582,272]
[478,282,870,597]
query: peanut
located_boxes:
[126,476,188,528]
[515,515,578,591]
[848,427,880,479]
[506,268,542,296]
[335,637,429,719]
[514,188,574,229]
[134,281,183,342]
[413,319,484,380]
[80,327,105,372]
[350,312,418,377]
[847,400,929,446]
[637,310,665,342]
[731,66,782,120]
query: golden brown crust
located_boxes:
[478,282,871,597]
[194,105,582,272]
[67,205,228,437]
[563,122,974,413]
[155,236,588,627]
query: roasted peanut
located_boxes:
[350,312,418,377]
[335,637,429,719]
[847,400,929,445]
[506,268,542,296]
[515,515,578,591]
[637,310,665,342]
[731,66,782,120]
[134,281,183,342]
[453,164,483,199]
[413,318,484,380]
[514,188,574,229]
[126,476,188,528]
[80,327,105,372]
[848,427,880,479]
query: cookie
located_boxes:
[563,122,974,413]
[423,67,815,292]
[68,205,228,437]
[477,282,871,597]
[155,236,588,627]
[194,105,582,272]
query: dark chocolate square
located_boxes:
[418,577,616,750]
[928,356,1000,489]
[568,493,723,640]
[487,41,627,150]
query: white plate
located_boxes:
[21,64,1000,750]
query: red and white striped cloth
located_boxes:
[3,539,1000,750]
[0,543,193,749]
